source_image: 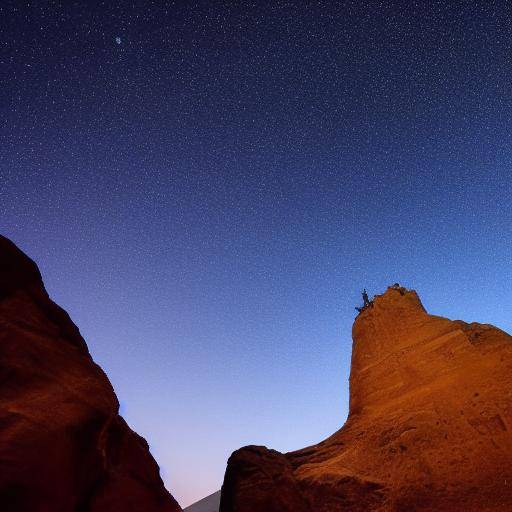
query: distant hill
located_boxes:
[184,490,220,512]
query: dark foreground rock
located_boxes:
[220,286,512,512]
[0,235,181,511]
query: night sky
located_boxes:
[2,1,512,506]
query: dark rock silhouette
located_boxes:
[0,235,181,511]
[220,285,512,511]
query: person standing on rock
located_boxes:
[362,288,370,307]
[355,289,371,313]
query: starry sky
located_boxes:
[1,1,512,507]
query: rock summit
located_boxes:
[220,286,512,511]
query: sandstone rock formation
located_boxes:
[220,286,512,511]
[0,235,181,511]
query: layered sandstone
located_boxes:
[0,235,181,511]
[220,286,512,511]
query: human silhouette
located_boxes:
[362,288,370,307]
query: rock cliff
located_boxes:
[220,286,512,511]
[0,235,181,511]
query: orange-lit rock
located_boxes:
[220,286,512,511]
[0,235,181,512]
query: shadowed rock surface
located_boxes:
[0,235,181,511]
[220,286,512,511]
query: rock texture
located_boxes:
[220,286,512,511]
[0,235,181,512]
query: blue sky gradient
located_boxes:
[1,1,511,506]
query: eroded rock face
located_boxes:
[220,286,512,511]
[0,235,181,512]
